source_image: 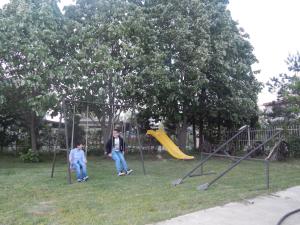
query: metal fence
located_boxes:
[221,125,300,153]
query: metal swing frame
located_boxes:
[50,99,146,184]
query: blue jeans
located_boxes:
[111,150,128,173]
[71,161,87,180]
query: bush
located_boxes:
[286,136,300,158]
[19,149,40,162]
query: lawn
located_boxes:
[0,153,300,225]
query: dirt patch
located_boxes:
[28,201,57,216]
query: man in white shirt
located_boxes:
[69,142,89,182]
[105,129,133,176]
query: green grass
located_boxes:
[0,153,300,225]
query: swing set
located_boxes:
[50,99,146,184]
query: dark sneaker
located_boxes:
[118,172,126,176]
[126,169,133,175]
[83,176,89,181]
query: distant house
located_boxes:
[262,100,287,114]
[262,99,297,124]
[43,111,101,130]
[78,117,101,131]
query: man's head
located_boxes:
[112,128,120,138]
[75,142,84,149]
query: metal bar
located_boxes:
[201,152,266,162]
[63,99,72,184]
[71,105,75,149]
[265,160,270,189]
[265,140,281,160]
[201,130,281,190]
[189,172,216,177]
[175,125,249,185]
[132,108,146,175]
[222,149,236,163]
[85,105,89,157]
[248,126,251,147]
[200,152,203,175]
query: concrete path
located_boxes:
[151,186,300,225]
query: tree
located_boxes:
[0,0,66,152]
[267,52,300,124]
[127,0,261,149]
[197,0,261,141]
[0,0,262,153]
[63,0,146,145]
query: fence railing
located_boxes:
[221,125,300,152]
[3,125,300,154]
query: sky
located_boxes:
[1,0,300,107]
[227,0,300,107]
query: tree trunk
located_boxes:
[217,112,221,140]
[198,119,204,152]
[104,113,113,145]
[104,71,115,147]
[29,111,38,152]
[192,121,197,151]
[176,116,188,150]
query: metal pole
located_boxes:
[198,130,281,190]
[85,105,89,157]
[63,99,72,184]
[200,152,203,175]
[71,105,75,149]
[133,107,146,175]
[174,125,249,185]
[51,106,63,178]
[248,126,251,147]
[201,152,266,162]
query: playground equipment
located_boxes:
[173,125,284,191]
[146,129,194,160]
[50,99,146,184]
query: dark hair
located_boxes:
[113,128,120,133]
[75,141,83,147]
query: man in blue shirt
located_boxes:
[69,142,89,182]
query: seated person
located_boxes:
[105,128,133,176]
[69,142,89,182]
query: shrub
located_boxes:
[19,149,40,162]
[286,136,300,158]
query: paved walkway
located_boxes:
[151,186,300,225]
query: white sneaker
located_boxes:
[118,172,126,176]
[83,176,89,181]
[77,179,83,182]
[126,169,133,175]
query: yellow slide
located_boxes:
[146,129,194,160]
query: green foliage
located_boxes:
[1,0,262,151]
[286,136,300,158]
[19,148,40,162]
[266,52,300,125]
[131,0,261,144]
[0,0,66,152]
